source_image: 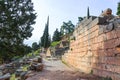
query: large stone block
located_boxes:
[104,39,115,49]
[115,29,120,38]
[93,17,107,25]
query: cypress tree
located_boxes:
[41,16,51,49]
[117,2,120,16]
[87,7,90,19]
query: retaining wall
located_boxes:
[62,17,120,80]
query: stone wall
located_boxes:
[62,16,120,80]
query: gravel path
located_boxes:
[26,58,101,80]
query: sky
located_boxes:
[24,0,120,46]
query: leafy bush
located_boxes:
[51,41,60,47]
[10,74,15,80]
[11,56,21,61]
[34,49,40,56]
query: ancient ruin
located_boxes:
[62,8,120,80]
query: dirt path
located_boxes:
[26,58,101,80]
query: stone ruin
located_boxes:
[62,8,120,80]
[0,56,43,80]
[100,8,115,21]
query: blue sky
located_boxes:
[24,0,120,46]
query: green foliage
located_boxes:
[34,49,40,56]
[60,20,75,35]
[0,0,36,61]
[11,56,21,61]
[26,49,40,58]
[78,17,83,22]
[10,74,15,80]
[41,16,51,48]
[87,7,90,19]
[24,45,32,54]
[60,20,74,47]
[51,41,60,47]
[117,2,120,16]
[52,28,61,42]
[10,65,29,80]
[32,42,39,51]
[27,53,32,58]
[22,65,29,71]
[36,49,41,53]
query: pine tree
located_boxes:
[117,2,120,16]
[60,20,75,47]
[32,42,39,51]
[60,20,75,35]
[52,28,61,42]
[0,0,36,62]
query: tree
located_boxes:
[0,0,36,62]
[78,17,83,22]
[24,45,32,54]
[87,7,90,19]
[117,2,120,16]
[32,42,39,51]
[41,16,51,49]
[76,17,83,25]
[60,20,75,47]
[52,28,61,42]
[60,20,75,35]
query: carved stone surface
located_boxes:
[100,8,115,21]
[113,18,120,29]
[98,25,104,34]
[94,17,107,25]
[106,23,114,32]
[98,18,120,34]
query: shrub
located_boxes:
[51,41,60,47]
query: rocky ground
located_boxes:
[26,58,102,80]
